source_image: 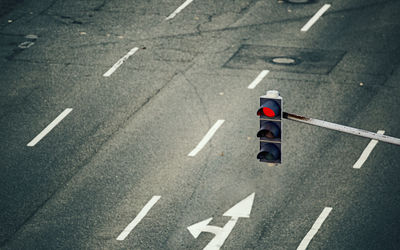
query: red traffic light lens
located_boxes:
[257,100,280,118]
[257,108,275,117]
[262,107,275,117]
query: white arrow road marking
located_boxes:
[297,207,332,250]
[27,108,73,147]
[103,47,139,77]
[353,130,385,169]
[187,218,221,238]
[187,193,255,250]
[223,192,255,218]
[117,196,161,241]
[301,4,331,32]
[165,0,194,20]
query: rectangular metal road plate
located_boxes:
[224,44,345,75]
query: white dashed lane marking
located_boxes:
[353,130,385,169]
[301,4,331,32]
[297,207,332,250]
[247,70,269,89]
[103,47,139,77]
[27,108,73,147]
[188,120,225,157]
[165,0,194,20]
[117,196,161,241]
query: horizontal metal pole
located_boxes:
[283,112,400,146]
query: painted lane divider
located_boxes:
[187,193,255,250]
[297,207,332,250]
[103,47,139,77]
[165,0,194,20]
[353,130,385,169]
[117,196,161,241]
[188,120,225,157]
[248,70,269,89]
[27,108,73,147]
[301,4,331,32]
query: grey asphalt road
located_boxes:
[1,0,400,249]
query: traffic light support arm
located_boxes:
[283,112,400,146]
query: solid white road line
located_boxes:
[188,120,225,157]
[301,4,331,32]
[165,0,194,20]
[117,196,161,241]
[27,108,73,147]
[353,130,385,169]
[103,47,139,77]
[297,207,332,250]
[247,70,269,89]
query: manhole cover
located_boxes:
[223,44,345,74]
[271,57,298,65]
[285,0,313,3]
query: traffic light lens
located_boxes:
[257,121,280,139]
[263,107,275,117]
[265,152,276,160]
[257,143,280,161]
[257,100,280,117]
[266,131,274,139]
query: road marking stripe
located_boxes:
[165,0,194,20]
[301,4,331,32]
[297,207,332,250]
[117,196,161,241]
[103,47,139,77]
[248,70,269,89]
[353,130,385,169]
[27,108,73,147]
[188,120,225,157]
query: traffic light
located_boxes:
[257,90,282,164]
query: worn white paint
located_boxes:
[188,120,225,157]
[297,207,332,250]
[248,70,269,89]
[27,108,73,147]
[117,196,161,241]
[301,4,331,32]
[103,47,139,77]
[166,0,194,20]
[353,130,385,169]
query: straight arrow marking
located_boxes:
[203,217,239,250]
[187,193,255,250]
[223,192,255,218]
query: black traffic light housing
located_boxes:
[257,90,282,164]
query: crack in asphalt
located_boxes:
[0,67,184,247]
[93,0,108,12]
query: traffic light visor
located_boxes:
[257,100,280,117]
